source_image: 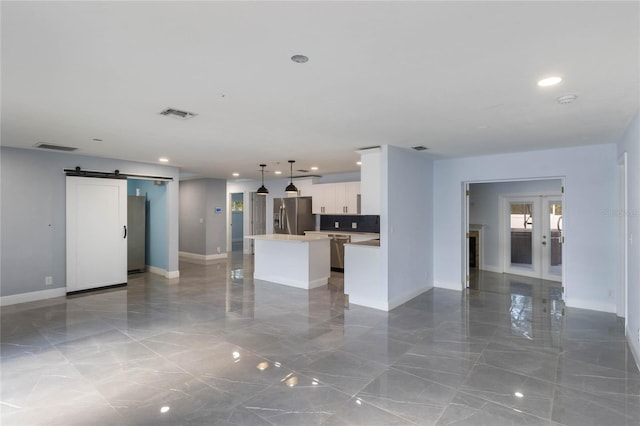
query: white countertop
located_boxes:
[346,239,380,248]
[246,234,330,242]
[304,231,380,238]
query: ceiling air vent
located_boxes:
[412,145,428,151]
[297,169,309,173]
[34,143,78,152]
[159,108,197,120]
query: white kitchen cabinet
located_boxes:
[312,182,360,215]
[311,183,335,214]
[336,181,360,214]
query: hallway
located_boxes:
[1,256,638,425]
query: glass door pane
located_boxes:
[510,202,534,270]
[543,199,563,280]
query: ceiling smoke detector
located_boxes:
[159,108,197,119]
[412,146,428,151]
[556,94,578,105]
[291,54,309,63]
[34,142,78,151]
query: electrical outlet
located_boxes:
[217,246,221,254]
[335,221,339,229]
[352,222,357,229]
[45,276,53,286]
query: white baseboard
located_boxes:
[253,274,328,290]
[388,285,433,311]
[0,287,66,307]
[179,251,227,262]
[565,298,616,314]
[434,281,464,291]
[147,265,180,279]
[626,326,640,372]
[481,265,503,274]
[348,296,390,311]
[166,270,180,279]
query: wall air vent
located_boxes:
[357,145,381,151]
[412,145,428,151]
[159,108,197,120]
[34,143,78,152]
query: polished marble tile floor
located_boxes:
[1,255,639,425]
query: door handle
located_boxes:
[123,225,127,239]
[541,241,547,245]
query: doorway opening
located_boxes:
[464,178,565,291]
[231,192,244,252]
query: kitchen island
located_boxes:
[245,234,331,289]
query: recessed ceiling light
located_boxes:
[356,161,362,166]
[291,54,308,63]
[537,76,562,87]
[310,166,319,171]
[514,392,524,398]
[556,94,578,104]
[232,172,240,177]
[274,170,282,175]
[159,157,169,163]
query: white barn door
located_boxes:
[66,176,127,293]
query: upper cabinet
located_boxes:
[358,148,381,215]
[312,182,361,215]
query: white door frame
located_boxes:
[617,152,628,324]
[463,178,566,294]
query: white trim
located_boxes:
[166,270,180,279]
[626,326,640,372]
[349,296,390,311]
[388,286,432,311]
[179,251,227,261]
[434,281,464,291]
[0,287,66,306]
[480,265,503,274]
[147,265,180,279]
[565,298,615,314]
[253,274,328,290]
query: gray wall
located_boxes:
[0,147,180,297]
[179,180,207,255]
[469,179,563,270]
[179,178,227,256]
[205,179,228,255]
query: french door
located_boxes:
[505,195,562,282]
[66,176,128,292]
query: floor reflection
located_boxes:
[1,259,637,426]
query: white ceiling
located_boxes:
[2,1,638,181]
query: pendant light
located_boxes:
[285,160,298,194]
[256,164,269,196]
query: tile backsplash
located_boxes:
[320,215,380,233]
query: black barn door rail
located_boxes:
[64,167,173,181]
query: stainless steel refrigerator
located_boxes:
[127,195,146,273]
[273,197,315,235]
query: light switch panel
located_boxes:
[352,222,357,229]
[335,221,339,228]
